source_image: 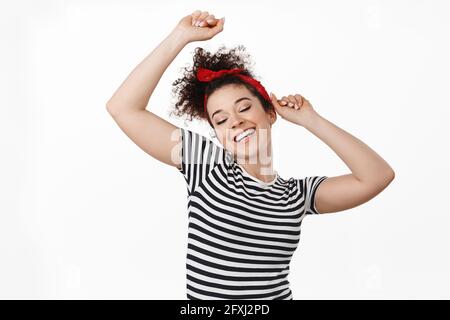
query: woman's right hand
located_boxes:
[173,10,225,43]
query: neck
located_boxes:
[236,141,276,183]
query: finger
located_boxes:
[205,14,216,25]
[281,96,291,107]
[270,92,283,109]
[294,94,303,108]
[287,95,300,110]
[202,18,223,38]
[196,11,210,26]
[287,95,298,109]
[199,11,209,19]
[191,9,202,25]
[210,17,225,32]
[191,9,202,18]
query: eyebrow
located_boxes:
[211,97,251,120]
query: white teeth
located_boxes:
[235,128,255,142]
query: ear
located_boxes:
[268,108,277,125]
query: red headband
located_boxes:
[196,67,272,116]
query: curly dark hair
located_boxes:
[170,44,274,128]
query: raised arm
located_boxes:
[270,92,395,214]
[106,11,224,169]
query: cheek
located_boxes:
[253,110,268,123]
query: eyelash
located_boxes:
[216,105,251,125]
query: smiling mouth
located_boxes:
[234,127,256,143]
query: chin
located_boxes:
[224,128,271,162]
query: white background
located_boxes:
[1,0,449,299]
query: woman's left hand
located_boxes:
[270,92,318,127]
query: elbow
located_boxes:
[383,168,395,188]
[359,168,395,194]
[386,167,395,182]
[390,169,395,181]
[370,170,395,195]
[370,168,395,191]
[380,162,395,184]
[106,103,118,117]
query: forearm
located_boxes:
[106,29,188,115]
[302,112,395,185]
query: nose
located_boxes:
[229,115,245,140]
[231,116,244,129]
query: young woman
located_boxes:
[106,10,395,300]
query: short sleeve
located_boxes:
[178,127,224,194]
[301,176,328,215]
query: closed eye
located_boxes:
[216,105,251,125]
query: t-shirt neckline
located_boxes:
[236,162,279,186]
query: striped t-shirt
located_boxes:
[177,127,327,300]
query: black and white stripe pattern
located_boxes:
[178,128,327,300]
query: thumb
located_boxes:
[205,17,225,36]
[215,17,225,29]
[270,92,282,109]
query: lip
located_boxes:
[234,127,256,143]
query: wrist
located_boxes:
[295,109,321,129]
[169,27,190,47]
